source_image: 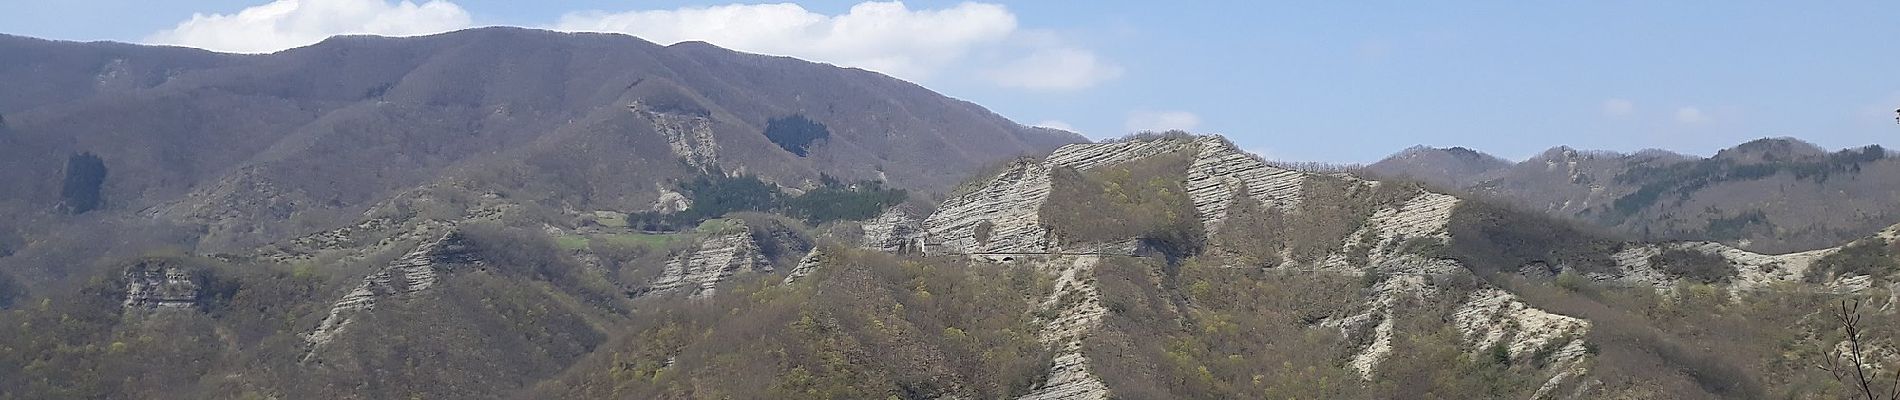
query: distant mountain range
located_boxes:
[1368,138,1900,253]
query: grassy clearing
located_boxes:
[590,211,629,228]
[554,232,688,251]
[555,235,591,251]
[596,233,685,248]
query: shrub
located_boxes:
[1649,248,1734,284]
[1445,198,1620,277]
[1039,148,1203,257]
[1804,239,1899,282]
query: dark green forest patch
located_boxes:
[763,114,830,156]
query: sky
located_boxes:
[5,0,1898,163]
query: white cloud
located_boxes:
[1602,98,1635,117]
[147,1,1120,90]
[145,0,473,54]
[1675,107,1707,124]
[984,47,1123,91]
[1032,120,1076,132]
[1125,110,1201,133]
[555,1,1014,82]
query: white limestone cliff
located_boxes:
[301,232,482,362]
[1018,255,1112,400]
[630,101,719,169]
[644,224,768,298]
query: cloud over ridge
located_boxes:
[145,0,472,54]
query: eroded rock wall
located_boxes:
[1018,255,1111,400]
[631,101,719,169]
[301,232,482,362]
[645,226,768,298]
[122,260,202,311]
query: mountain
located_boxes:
[6,131,1894,399]
[534,134,1893,399]
[0,27,1081,286]
[1366,145,1513,188]
[2,29,1894,399]
[1368,138,1900,253]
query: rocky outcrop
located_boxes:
[651,183,692,213]
[783,247,826,284]
[924,136,1310,254]
[923,135,1605,395]
[1323,191,1460,270]
[630,101,718,169]
[645,226,768,298]
[860,206,923,253]
[1606,240,1835,292]
[302,232,482,362]
[1455,288,1593,398]
[925,159,1056,255]
[925,139,1195,255]
[1185,137,1307,230]
[1329,274,1433,378]
[1019,256,1111,400]
[122,260,202,311]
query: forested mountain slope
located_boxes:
[0,27,1081,292]
[1369,138,1900,253]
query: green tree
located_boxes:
[59,152,108,214]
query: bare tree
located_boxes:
[1819,299,1900,400]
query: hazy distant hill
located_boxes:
[1369,138,1900,253]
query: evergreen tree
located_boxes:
[59,152,108,214]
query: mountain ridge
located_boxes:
[1368,138,1900,253]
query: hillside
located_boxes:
[2,28,1897,399]
[0,27,1081,290]
[1368,138,1900,253]
[2,131,1897,398]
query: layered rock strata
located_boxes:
[1018,256,1111,400]
[301,232,481,362]
[122,260,202,311]
[645,226,768,298]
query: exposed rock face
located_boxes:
[860,206,923,253]
[645,225,768,298]
[631,101,718,169]
[1455,288,1593,399]
[122,260,202,311]
[925,159,1056,255]
[1018,256,1111,400]
[923,135,1609,394]
[783,247,826,284]
[925,136,1315,255]
[302,232,482,362]
[1606,241,1830,291]
[1329,274,1434,378]
[1593,222,1900,294]
[925,138,1198,255]
[1322,191,1460,271]
[650,183,692,213]
[1184,137,1307,230]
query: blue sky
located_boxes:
[6,1,1898,162]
